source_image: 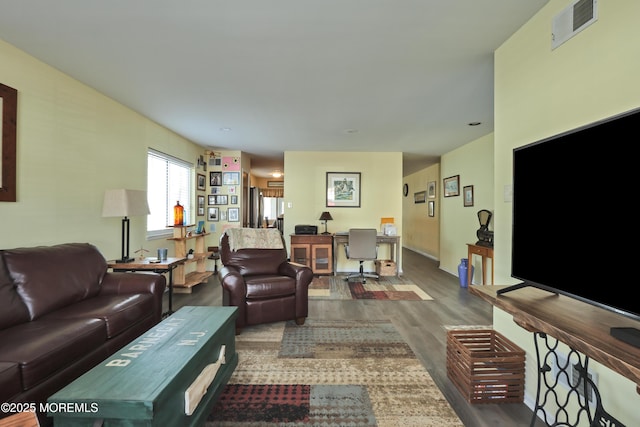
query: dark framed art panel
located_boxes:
[1,83,17,202]
[197,195,205,216]
[208,207,219,221]
[197,174,206,191]
[210,171,222,186]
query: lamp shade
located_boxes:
[102,189,150,217]
[319,211,333,221]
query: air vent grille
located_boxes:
[573,0,594,30]
[552,0,598,49]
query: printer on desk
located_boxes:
[295,224,318,235]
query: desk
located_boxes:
[467,243,493,285]
[333,233,400,276]
[108,257,185,317]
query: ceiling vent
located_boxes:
[552,0,598,49]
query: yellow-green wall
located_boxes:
[284,151,403,273]
[439,133,494,281]
[402,164,440,259]
[492,0,640,423]
[0,39,203,259]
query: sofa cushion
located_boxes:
[3,243,107,319]
[0,362,21,403]
[0,254,30,329]
[43,293,156,338]
[0,318,106,390]
[245,275,296,300]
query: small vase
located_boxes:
[457,258,474,288]
[173,201,184,226]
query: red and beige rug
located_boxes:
[308,275,433,301]
[206,319,462,426]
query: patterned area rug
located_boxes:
[206,320,462,427]
[308,275,433,301]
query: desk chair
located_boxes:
[344,228,379,283]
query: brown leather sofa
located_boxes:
[219,229,313,334]
[0,243,165,423]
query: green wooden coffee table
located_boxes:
[48,306,238,427]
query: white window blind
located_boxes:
[147,149,193,238]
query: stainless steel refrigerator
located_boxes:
[249,187,263,228]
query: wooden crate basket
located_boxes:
[375,259,396,276]
[446,329,525,404]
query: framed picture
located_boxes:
[208,195,228,205]
[207,207,219,221]
[463,185,474,207]
[0,83,17,202]
[223,172,240,185]
[427,181,436,198]
[230,195,238,204]
[428,200,435,217]
[197,195,205,216]
[443,175,460,197]
[211,186,221,194]
[414,191,426,204]
[209,171,222,186]
[228,207,240,222]
[326,172,361,208]
[197,173,206,191]
[228,186,236,194]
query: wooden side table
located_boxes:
[467,243,494,285]
[108,257,186,316]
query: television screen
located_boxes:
[508,106,640,324]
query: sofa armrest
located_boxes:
[100,272,166,297]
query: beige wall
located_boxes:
[402,164,440,259]
[284,151,403,273]
[0,39,203,259]
[492,0,640,422]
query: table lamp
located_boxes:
[319,211,333,234]
[102,189,150,263]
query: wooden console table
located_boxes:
[470,285,640,426]
[467,243,493,285]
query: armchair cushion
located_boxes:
[245,276,296,299]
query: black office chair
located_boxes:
[344,228,379,283]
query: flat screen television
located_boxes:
[501,106,640,347]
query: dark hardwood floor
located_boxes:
[167,247,543,427]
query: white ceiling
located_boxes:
[0,0,548,177]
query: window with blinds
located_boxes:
[147,149,193,238]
